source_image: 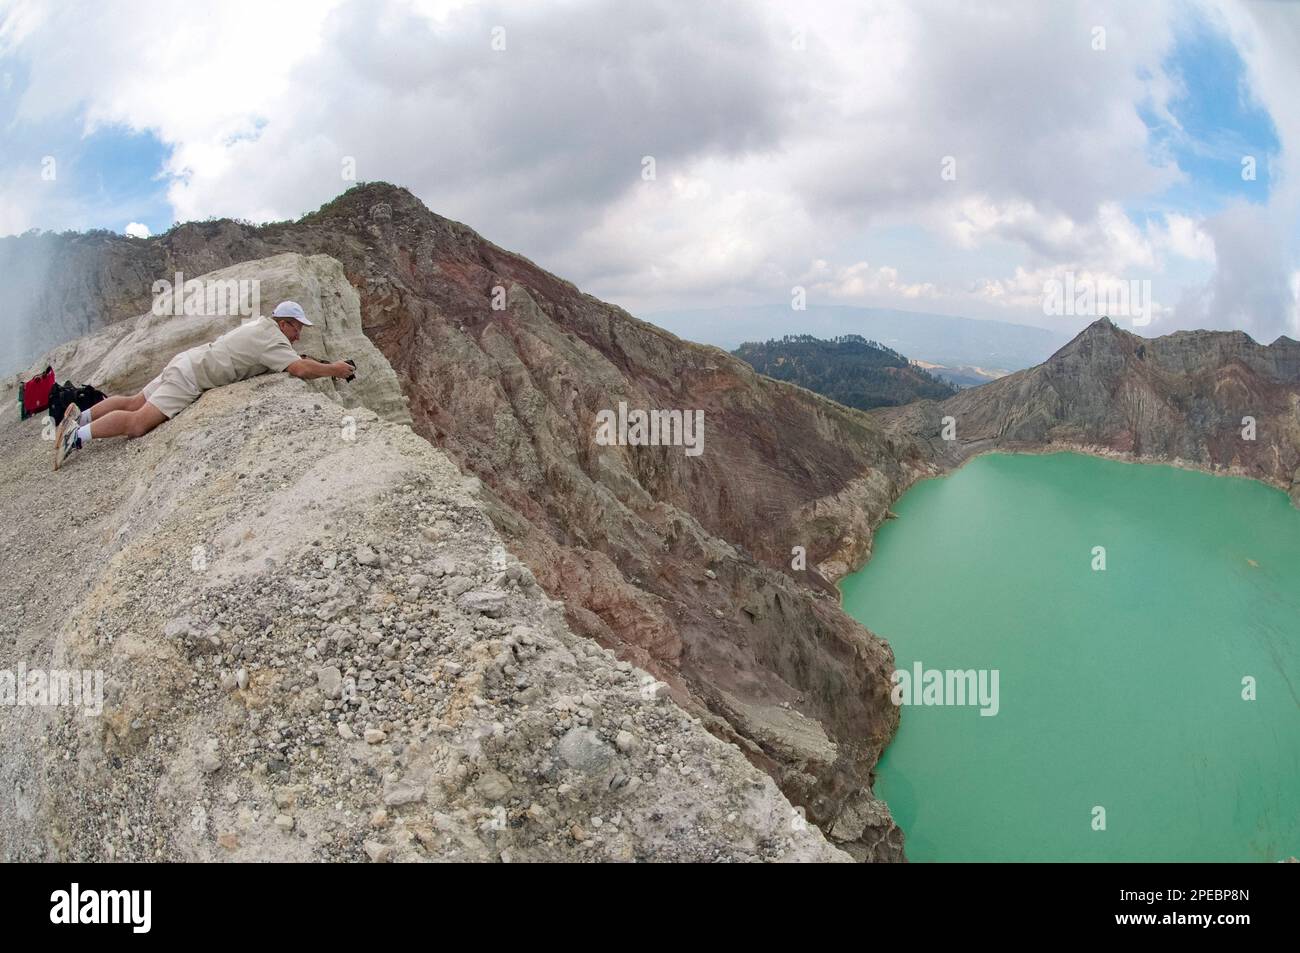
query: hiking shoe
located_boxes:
[53,402,81,471]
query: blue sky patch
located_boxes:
[0,64,173,235]
[1141,17,1280,212]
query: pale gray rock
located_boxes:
[458,590,507,617]
[316,666,343,699]
[557,727,613,774]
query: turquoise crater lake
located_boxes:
[840,452,1300,861]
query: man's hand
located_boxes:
[285,357,357,381]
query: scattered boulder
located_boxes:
[475,771,513,802]
[316,666,343,699]
[557,727,613,774]
[458,589,507,617]
[382,778,425,808]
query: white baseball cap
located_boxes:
[270,300,313,326]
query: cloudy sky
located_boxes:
[1,0,1297,341]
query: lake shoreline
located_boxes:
[832,442,1298,601]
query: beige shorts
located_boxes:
[142,361,202,419]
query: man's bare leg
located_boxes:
[55,400,168,470]
[86,392,146,419]
[92,402,168,439]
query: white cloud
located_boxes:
[1154,213,1216,264]
[124,221,150,238]
[0,0,1296,338]
[806,260,937,302]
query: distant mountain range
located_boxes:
[732,334,957,409]
[646,304,1073,385]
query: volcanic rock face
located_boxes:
[13,185,1300,862]
[874,317,1300,503]
[0,256,847,863]
[10,191,913,859]
[20,183,1300,864]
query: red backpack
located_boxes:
[18,366,56,420]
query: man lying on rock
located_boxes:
[54,300,356,470]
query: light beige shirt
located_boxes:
[170,316,300,391]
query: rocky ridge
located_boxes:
[11,185,915,859]
[0,256,845,863]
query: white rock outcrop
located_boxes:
[23,252,411,426]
